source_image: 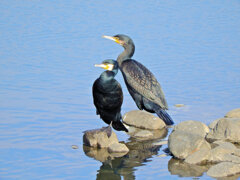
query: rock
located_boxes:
[83,127,119,148]
[206,118,240,143]
[108,143,129,153]
[168,130,211,159]
[211,141,237,149]
[208,142,240,163]
[71,145,79,149]
[127,125,168,140]
[152,140,168,146]
[221,154,240,164]
[173,120,209,138]
[208,118,221,130]
[207,162,240,178]
[123,110,166,130]
[184,148,211,165]
[234,149,240,157]
[133,130,153,138]
[174,104,185,107]
[225,108,240,118]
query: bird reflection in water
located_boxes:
[83,127,168,179]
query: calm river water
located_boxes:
[0,1,240,179]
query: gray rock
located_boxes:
[208,143,238,163]
[184,148,211,165]
[208,118,221,130]
[173,120,209,138]
[234,149,240,157]
[108,143,129,153]
[127,125,168,140]
[207,162,240,178]
[206,118,240,143]
[211,141,237,150]
[133,130,153,138]
[225,108,240,118]
[123,110,166,130]
[168,130,211,159]
[83,127,118,148]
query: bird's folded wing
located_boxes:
[121,60,168,109]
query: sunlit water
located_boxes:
[0,1,240,179]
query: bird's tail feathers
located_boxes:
[112,121,128,132]
[155,108,174,125]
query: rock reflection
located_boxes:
[83,127,168,180]
[168,158,209,177]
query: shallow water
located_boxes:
[0,1,240,179]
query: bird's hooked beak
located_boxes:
[94,63,114,71]
[102,35,124,46]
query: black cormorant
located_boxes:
[92,59,128,132]
[103,35,174,125]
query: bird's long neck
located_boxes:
[117,44,135,66]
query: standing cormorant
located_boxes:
[92,59,128,132]
[103,34,174,125]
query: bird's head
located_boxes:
[102,34,134,49]
[94,59,118,71]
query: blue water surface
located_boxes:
[0,0,240,179]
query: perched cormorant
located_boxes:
[103,34,174,125]
[92,59,128,132]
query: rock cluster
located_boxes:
[168,108,240,178]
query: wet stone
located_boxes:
[173,120,209,138]
[83,127,119,148]
[168,130,211,159]
[206,118,240,143]
[71,145,79,149]
[184,148,211,165]
[133,130,153,138]
[207,162,240,178]
[123,110,166,130]
[108,143,129,153]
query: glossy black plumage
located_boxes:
[92,59,128,132]
[103,34,174,125]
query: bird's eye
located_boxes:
[115,37,120,40]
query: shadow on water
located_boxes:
[83,128,168,179]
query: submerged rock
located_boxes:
[206,118,240,143]
[207,162,240,178]
[123,110,166,130]
[174,104,185,107]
